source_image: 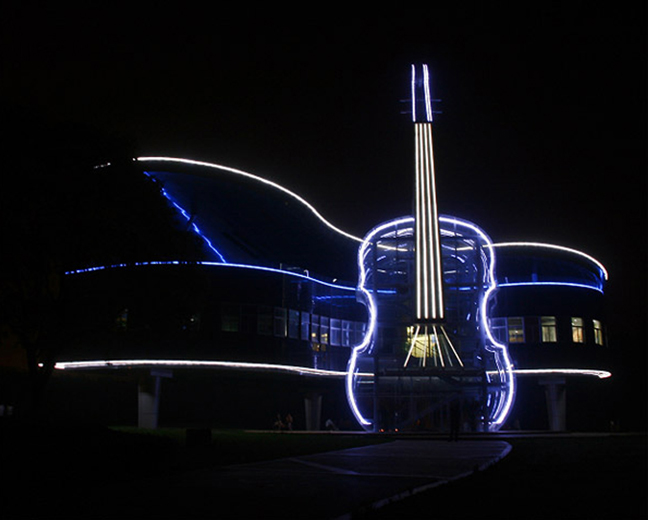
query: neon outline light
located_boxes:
[136,157,363,243]
[490,242,608,281]
[143,171,226,262]
[345,215,516,431]
[65,260,359,293]
[509,368,611,379]
[498,281,604,294]
[54,359,371,378]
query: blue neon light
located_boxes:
[143,171,226,263]
[65,260,358,292]
[498,281,604,294]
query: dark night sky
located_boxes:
[2,5,646,419]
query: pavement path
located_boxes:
[104,439,511,519]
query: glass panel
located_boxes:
[341,320,352,347]
[257,306,273,336]
[490,317,507,344]
[320,316,329,345]
[288,310,300,339]
[221,304,240,332]
[300,312,310,341]
[541,316,557,343]
[571,317,585,343]
[508,317,525,343]
[593,319,604,345]
[330,318,341,346]
[311,314,320,343]
[274,307,287,337]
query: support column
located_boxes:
[304,392,322,431]
[138,369,172,429]
[539,377,566,431]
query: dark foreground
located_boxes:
[1,421,645,519]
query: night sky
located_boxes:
[2,6,646,424]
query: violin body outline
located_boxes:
[346,214,515,432]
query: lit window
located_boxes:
[320,316,329,345]
[541,316,557,343]
[508,317,525,343]
[311,314,320,343]
[571,317,585,343]
[593,319,604,345]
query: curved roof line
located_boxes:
[135,158,608,281]
[136,156,363,243]
[490,242,608,280]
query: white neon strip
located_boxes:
[411,64,417,123]
[440,325,464,368]
[490,242,608,281]
[432,326,444,368]
[489,368,612,379]
[415,127,423,319]
[427,126,444,319]
[404,325,420,367]
[414,123,444,321]
[136,157,363,244]
[423,64,433,122]
[54,359,373,378]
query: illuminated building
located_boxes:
[50,67,611,432]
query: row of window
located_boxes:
[220,304,367,348]
[490,316,605,346]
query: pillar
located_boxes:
[137,369,172,429]
[539,377,566,431]
[304,392,322,431]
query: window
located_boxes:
[320,316,329,345]
[115,308,128,331]
[273,307,287,337]
[571,317,585,343]
[221,304,240,332]
[593,319,604,345]
[310,314,320,343]
[541,316,557,343]
[288,310,300,339]
[490,318,507,344]
[257,306,273,336]
[354,321,367,344]
[341,320,352,347]
[330,318,341,346]
[508,317,525,343]
[300,312,310,341]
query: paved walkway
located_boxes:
[105,439,511,519]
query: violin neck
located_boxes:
[412,65,444,322]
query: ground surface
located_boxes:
[1,422,645,519]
